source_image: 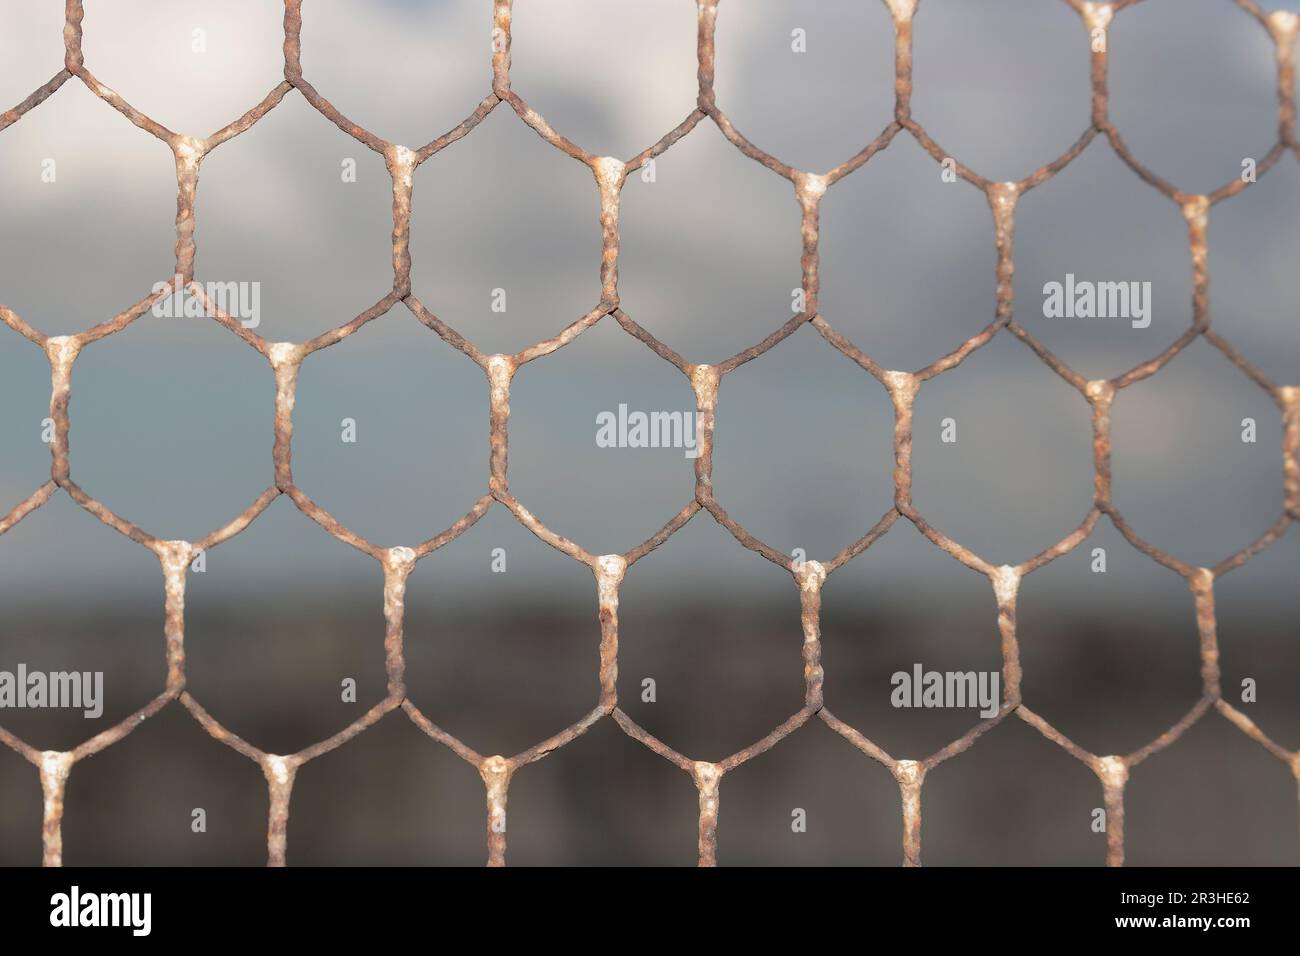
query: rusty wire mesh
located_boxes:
[1,0,1299,868]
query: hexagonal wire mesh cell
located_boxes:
[0,0,1298,868]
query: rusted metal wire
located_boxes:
[1,0,1298,868]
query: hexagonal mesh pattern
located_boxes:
[2,0,1298,867]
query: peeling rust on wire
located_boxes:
[0,0,1296,869]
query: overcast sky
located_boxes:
[0,0,1296,608]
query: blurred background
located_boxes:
[0,0,1297,865]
